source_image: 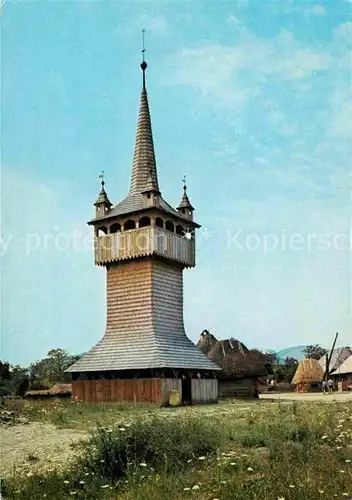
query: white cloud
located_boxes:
[309,4,326,16]
[164,31,333,110]
[139,14,168,36]
[329,83,351,139]
[334,21,352,40]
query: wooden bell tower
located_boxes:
[66,52,220,405]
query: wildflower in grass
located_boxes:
[319,491,324,494]
[79,481,85,484]
[192,485,200,490]
[345,460,351,463]
[101,485,109,489]
[119,427,126,431]
[198,456,206,460]
[140,462,147,467]
[322,435,328,440]
[289,485,295,488]
[247,467,254,472]
[187,459,192,463]
[340,470,345,473]
[230,462,236,466]
[183,487,191,491]
[63,480,70,484]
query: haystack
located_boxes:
[25,383,72,399]
[196,330,218,356]
[291,359,323,392]
[207,339,267,378]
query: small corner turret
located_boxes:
[177,177,194,221]
[94,171,112,219]
[141,167,161,206]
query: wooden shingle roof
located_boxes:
[66,331,219,372]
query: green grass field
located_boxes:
[1,399,351,499]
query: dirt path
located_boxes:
[0,422,88,479]
[260,392,352,402]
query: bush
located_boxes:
[80,414,224,480]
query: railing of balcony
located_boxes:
[94,226,195,267]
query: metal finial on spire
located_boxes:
[99,170,105,187]
[140,28,147,89]
[182,175,187,190]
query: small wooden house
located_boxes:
[203,336,268,398]
[331,355,352,391]
[291,359,323,392]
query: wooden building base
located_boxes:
[72,378,218,405]
[218,378,259,399]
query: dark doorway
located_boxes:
[182,375,192,405]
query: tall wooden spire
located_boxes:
[129,57,160,195]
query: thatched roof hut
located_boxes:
[331,355,352,376]
[291,359,323,385]
[196,330,218,356]
[318,346,352,374]
[207,339,268,379]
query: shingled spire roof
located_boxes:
[89,57,200,227]
[129,71,160,194]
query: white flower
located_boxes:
[140,462,147,467]
[198,456,206,460]
[321,435,328,440]
[345,459,351,463]
[289,485,295,488]
[79,481,85,484]
[230,462,237,466]
[247,467,254,472]
[183,487,190,491]
[101,485,109,489]
[63,480,70,484]
[192,485,200,490]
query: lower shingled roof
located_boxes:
[66,331,220,373]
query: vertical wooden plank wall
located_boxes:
[191,379,218,404]
[160,378,182,405]
[72,379,163,404]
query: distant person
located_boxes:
[270,379,275,390]
[327,378,334,394]
[322,379,327,395]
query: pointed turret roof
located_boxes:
[142,167,160,194]
[177,185,194,210]
[94,181,112,207]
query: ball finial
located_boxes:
[140,61,147,71]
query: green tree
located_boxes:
[29,349,78,389]
[0,362,29,397]
[301,345,328,361]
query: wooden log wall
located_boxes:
[72,379,163,404]
[191,379,218,404]
[218,379,256,399]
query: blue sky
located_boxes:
[2,0,351,366]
